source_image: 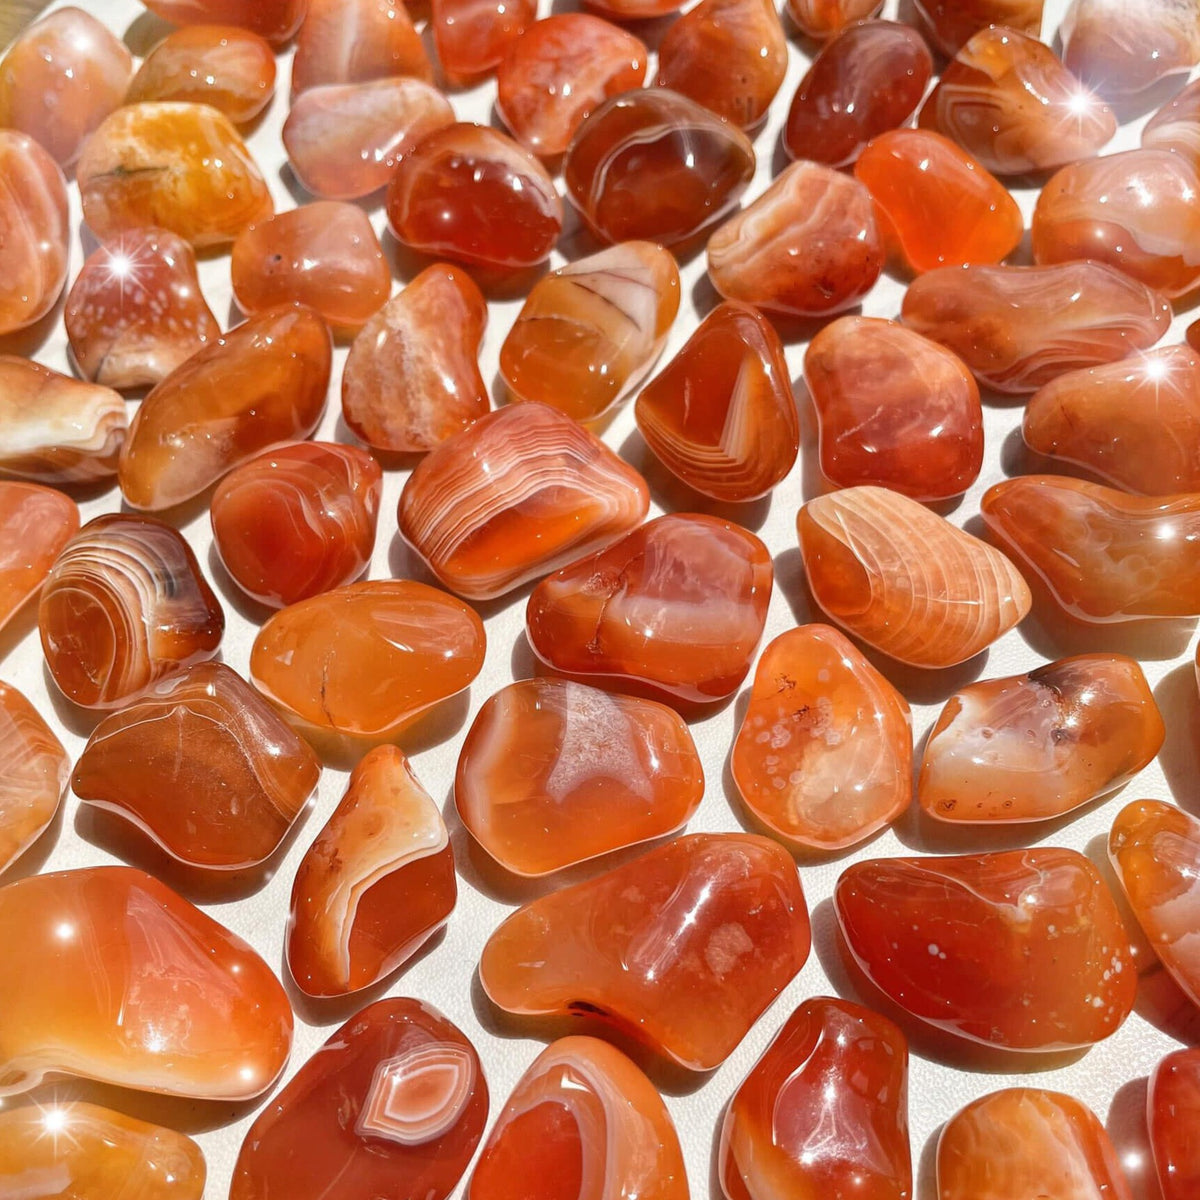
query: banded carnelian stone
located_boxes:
[914,0,1043,56]
[0,682,68,876]
[432,0,536,85]
[292,0,432,93]
[1143,76,1200,157]
[1149,1048,1200,1200]
[786,0,881,38]
[143,0,307,45]
[0,483,79,635]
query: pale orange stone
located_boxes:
[292,0,432,93]
[0,482,79,635]
[0,682,68,876]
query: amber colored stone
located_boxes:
[398,403,649,600]
[211,441,382,608]
[527,513,772,705]
[72,662,320,872]
[39,514,223,710]
[496,15,647,158]
[0,682,68,876]
[919,655,1163,825]
[804,316,983,501]
[250,580,486,740]
[797,487,1031,669]
[293,0,432,93]
[500,241,680,422]
[0,131,68,338]
[587,0,687,18]
[232,202,390,329]
[901,261,1173,395]
[919,26,1115,176]
[288,746,455,996]
[119,305,331,511]
[470,1036,687,1200]
[720,997,911,1200]
[433,0,536,85]
[1149,1048,1200,1200]
[126,26,277,123]
[1143,76,1200,157]
[143,0,307,45]
[786,0,881,38]
[456,678,704,877]
[564,88,755,246]
[635,301,798,502]
[481,833,810,1070]
[784,21,933,170]
[0,865,291,1098]
[836,848,1136,1051]
[0,1102,206,1200]
[732,625,912,854]
[981,475,1200,622]
[64,228,221,391]
[78,103,273,249]
[937,1089,1133,1200]
[914,0,1043,56]
[708,162,882,318]
[1033,150,1200,299]
[0,483,78,635]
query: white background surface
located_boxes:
[3,0,1199,1196]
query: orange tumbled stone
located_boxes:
[480,833,811,1070]
[0,482,79,635]
[455,678,704,876]
[292,0,432,93]
[143,0,307,45]
[1150,1048,1200,1200]
[797,487,1031,669]
[1143,75,1200,157]
[732,624,912,854]
[836,848,1137,1051]
[0,682,68,876]
[432,0,536,85]
[398,403,649,600]
[635,301,798,502]
[914,0,1043,55]
[250,580,485,741]
[786,0,881,37]
[527,513,772,705]
[288,745,456,997]
[855,130,1023,274]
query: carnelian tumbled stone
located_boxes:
[564,88,755,246]
[480,833,811,1070]
[914,0,1043,56]
[143,0,307,45]
[211,442,382,608]
[0,682,68,876]
[855,130,1023,274]
[250,580,485,742]
[0,865,291,1099]
[836,848,1137,1052]
[0,483,79,634]
[1149,1048,1200,1200]
[527,513,772,705]
[786,0,881,38]
[288,746,456,997]
[732,625,912,854]
[455,678,704,876]
[398,403,649,600]
[432,0,536,85]
[231,998,487,1200]
[292,0,432,93]
[919,654,1164,825]
[1144,76,1200,157]
[804,316,983,501]
[720,997,911,1200]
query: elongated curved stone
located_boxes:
[0,682,68,876]
[0,483,78,635]
[1150,1048,1200,1200]
[1143,76,1200,157]
[291,0,432,93]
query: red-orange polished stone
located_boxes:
[720,997,911,1200]
[0,483,79,635]
[432,0,536,85]
[143,0,307,45]
[0,682,68,877]
[913,0,1043,56]
[1149,1048,1200,1200]
[527,513,772,705]
[836,848,1137,1052]
[292,0,432,93]
[786,0,881,38]
[480,833,811,1070]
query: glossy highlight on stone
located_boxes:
[292,0,432,93]
[433,0,536,85]
[1149,1048,1200,1200]
[786,0,882,38]
[914,0,1043,55]
[1143,75,1200,157]
[143,0,307,45]
[0,482,78,635]
[0,682,68,876]
[480,833,811,1070]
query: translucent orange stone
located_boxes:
[855,130,1023,274]
[919,654,1164,825]
[785,0,881,38]
[1149,1048,1200,1200]
[0,682,68,876]
[398,403,649,600]
[72,662,320,872]
[937,1089,1132,1200]
[804,316,983,501]
[500,241,681,422]
[564,88,755,246]
[231,998,486,1200]
[119,305,332,511]
[981,475,1200,622]
[586,0,686,18]
[720,997,911,1200]
[78,103,273,249]
[480,833,811,1070]
[732,624,912,854]
[797,487,1031,669]
[901,261,1173,394]
[0,482,79,635]
[210,441,382,607]
[433,0,536,84]
[1143,76,1200,157]
[495,15,648,158]
[342,264,488,453]
[292,0,432,93]
[836,848,1137,1051]
[249,580,486,741]
[0,865,292,1098]
[64,228,221,391]
[527,513,772,705]
[143,0,307,45]
[455,678,704,876]
[913,0,1043,56]
[635,301,798,502]
[126,26,277,123]
[469,1036,687,1200]
[288,746,455,997]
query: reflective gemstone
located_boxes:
[292,0,431,93]
[913,0,1043,56]
[586,0,687,18]
[1149,1048,1200,1200]
[0,482,78,635]
[785,0,882,38]
[432,0,536,85]
[1143,76,1200,157]
[143,0,307,45]
[0,682,68,876]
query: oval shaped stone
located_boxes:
[1150,1048,1200,1200]
[432,0,535,84]
[292,0,432,93]
[0,482,79,635]
[143,0,307,45]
